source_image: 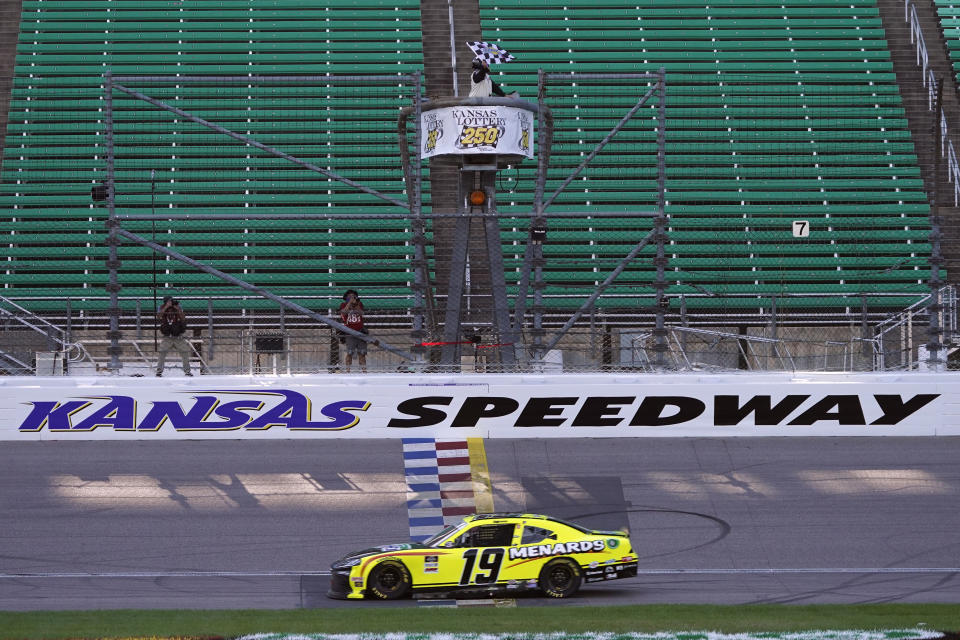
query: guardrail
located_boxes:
[0,295,95,373]
[906,0,960,206]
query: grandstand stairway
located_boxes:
[420,0,505,329]
[877,0,959,192]
[877,0,960,285]
[0,0,22,177]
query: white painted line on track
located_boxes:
[1,567,958,579]
[635,568,960,574]
[0,570,332,578]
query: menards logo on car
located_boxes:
[508,540,607,560]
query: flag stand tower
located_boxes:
[400,95,541,369]
[401,69,667,372]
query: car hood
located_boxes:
[331,542,429,568]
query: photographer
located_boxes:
[155,296,192,377]
[338,289,368,373]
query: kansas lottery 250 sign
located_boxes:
[421,106,533,159]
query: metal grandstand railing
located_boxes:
[628,327,801,372]
[625,302,956,373]
[0,295,95,373]
[2,288,952,374]
[869,284,958,369]
[906,0,960,206]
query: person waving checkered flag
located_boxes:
[466,41,516,65]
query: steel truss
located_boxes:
[103,72,423,371]
[104,70,668,372]
[518,69,668,366]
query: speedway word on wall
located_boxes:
[2,373,956,439]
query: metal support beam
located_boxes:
[440,169,517,368]
[653,68,668,367]
[680,294,688,357]
[769,295,778,366]
[530,70,668,361]
[114,74,418,85]
[104,71,122,373]
[542,72,663,81]
[447,0,458,97]
[481,180,516,366]
[524,68,550,360]
[928,77,945,371]
[529,241,546,361]
[440,169,473,366]
[117,210,659,222]
[115,229,416,361]
[408,71,428,365]
[540,229,658,355]
[542,83,659,211]
[440,213,472,365]
[861,294,872,364]
[207,299,215,362]
[111,82,410,211]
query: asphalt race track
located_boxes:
[2,437,959,610]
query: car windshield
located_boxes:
[424,522,466,547]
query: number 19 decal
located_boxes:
[459,548,504,585]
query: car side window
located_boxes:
[457,524,515,548]
[521,525,556,544]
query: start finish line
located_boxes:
[1,372,958,440]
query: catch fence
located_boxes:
[0,71,952,374]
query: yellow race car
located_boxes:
[327,513,638,600]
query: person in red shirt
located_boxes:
[338,289,367,373]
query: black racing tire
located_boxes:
[538,557,582,598]
[367,561,412,600]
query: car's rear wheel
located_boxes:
[538,558,582,598]
[367,561,412,600]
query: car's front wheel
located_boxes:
[367,561,412,599]
[538,558,582,598]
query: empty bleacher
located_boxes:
[0,0,424,314]
[482,0,935,311]
[0,0,939,323]
[935,0,960,86]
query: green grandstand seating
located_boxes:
[1,0,425,312]
[933,2,960,86]
[0,0,938,317]
[481,0,934,311]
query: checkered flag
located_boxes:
[467,41,516,64]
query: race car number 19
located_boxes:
[459,547,504,585]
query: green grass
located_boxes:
[0,604,957,640]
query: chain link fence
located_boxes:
[1,72,954,375]
[2,288,956,374]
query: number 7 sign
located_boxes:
[792,220,810,237]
